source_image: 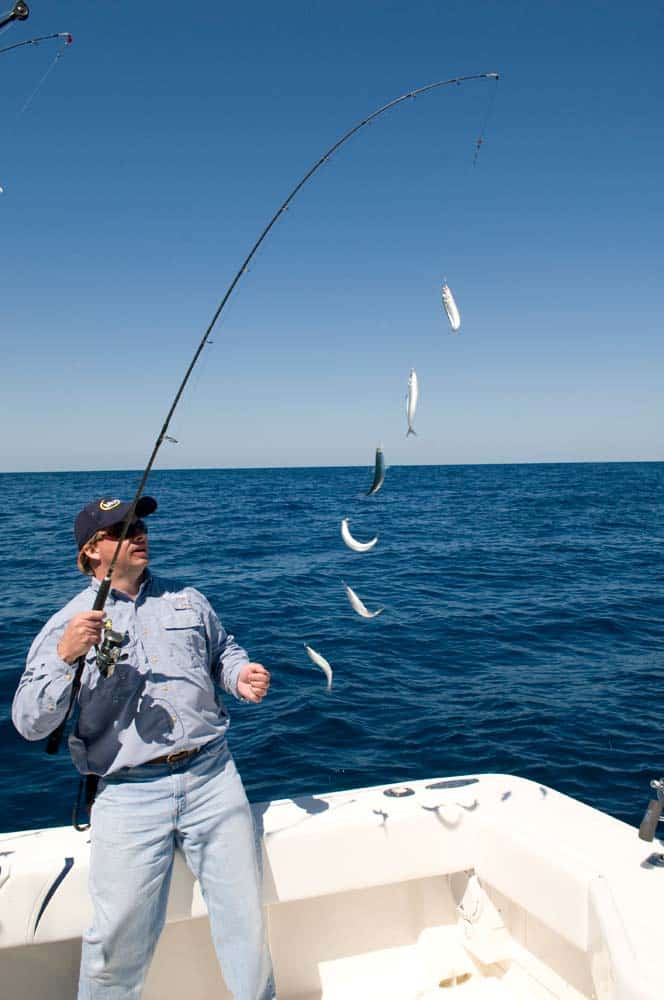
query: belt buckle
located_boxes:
[166,749,189,765]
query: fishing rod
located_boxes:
[46,70,499,757]
[0,2,28,33]
[0,30,71,57]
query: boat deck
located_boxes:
[2,772,662,999]
[290,928,589,999]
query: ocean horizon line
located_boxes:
[2,458,663,476]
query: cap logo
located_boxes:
[99,499,121,511]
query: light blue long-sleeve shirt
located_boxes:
[12,571,250,776]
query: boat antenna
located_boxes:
[45,70,500,756]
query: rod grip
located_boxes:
[93,576,112,612]
[44,654,84,755]
[638,798,663,842]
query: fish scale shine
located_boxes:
[341,519,378,552]
[441,282,461,332]
[366,446,385,495]
[406,369,419,437]
[343,582,384,619]
[304,643,333,692]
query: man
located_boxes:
[12,495,274,1000]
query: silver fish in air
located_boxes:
[340,518,378,552]
[343,581,383,619]
[406,369,418,437]
[304,643,333,692]
[366,446,385,495]
[441,282,461,332]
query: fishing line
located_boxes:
[472,74,499,167]
[429,75,499,335]
[46,70,499,755]
[18,36,71,114]
[0,31,72,121]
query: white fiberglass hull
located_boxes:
[1,772,662,999]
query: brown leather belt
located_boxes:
[145,747,201,766]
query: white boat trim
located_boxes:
[1,772,662,998]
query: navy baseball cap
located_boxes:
[74,496,158,551]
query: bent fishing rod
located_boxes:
[46,70,499,755]
[0,29,71,56]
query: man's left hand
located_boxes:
[238,662,271,703]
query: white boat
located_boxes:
[1,771,662,999]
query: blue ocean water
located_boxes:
[1,463,663,835]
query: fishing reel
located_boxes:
[96,618,125,678]
[638,777,664,844]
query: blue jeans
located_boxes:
[78,738,273,1000]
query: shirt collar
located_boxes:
[89,568,152,602]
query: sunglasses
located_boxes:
[102,519,148,541]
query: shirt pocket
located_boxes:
[162,608,208,665]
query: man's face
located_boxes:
[87,519,150,578]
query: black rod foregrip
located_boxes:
[45,654,84,755]
[93,576,112,612]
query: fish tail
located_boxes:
[406,427,417,437]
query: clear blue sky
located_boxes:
[1,0,662,472]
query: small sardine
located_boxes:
[343,581,384,619]
[304,643,333,692]
[341,518,378,552]
[441,282,461,332]
[406,369,418,437]
[366,446,385,496]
